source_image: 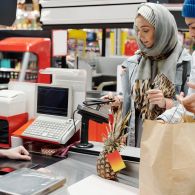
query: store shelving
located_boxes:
[0,37,51,87]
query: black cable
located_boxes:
[72,109,78,133]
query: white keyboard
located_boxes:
[22,116,80,144]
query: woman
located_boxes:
[116,3,191,147]
[0,146,31,160]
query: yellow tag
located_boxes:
[106,150,126,172]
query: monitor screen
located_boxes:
[37,86,69,117]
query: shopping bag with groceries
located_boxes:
[139,116,195,195]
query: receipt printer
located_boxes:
[0,90,28,148]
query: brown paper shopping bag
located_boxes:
[140,119,195,195]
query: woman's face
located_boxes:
[135,15,155,48]
[185,17,195,40]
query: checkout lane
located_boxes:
[0,142,140,194]
[0,66,140,193]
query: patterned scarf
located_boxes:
[132,73,176,120]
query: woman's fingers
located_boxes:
[146,89,162,94]
[149,97,163,104]
[147,90,166,108]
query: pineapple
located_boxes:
[97,107,130,180]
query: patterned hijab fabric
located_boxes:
[132,3,181,120]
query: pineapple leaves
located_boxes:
[103,104,131,152]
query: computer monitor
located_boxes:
[39,68,87,120]
[35,84,72,119]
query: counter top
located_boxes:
[70,141,140,162]
[47,151,139,195]
[0,142,140,194]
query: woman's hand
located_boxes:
[102,92,123,109]
[0,146,31,160]
[147,89,166,108]
[177,82,195,114]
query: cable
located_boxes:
[72,109,78,133]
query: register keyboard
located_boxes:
[22,116,80,144]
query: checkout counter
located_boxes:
[49,143,139,194]
[0,142,140,194]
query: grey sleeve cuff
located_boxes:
[157,105,185,123]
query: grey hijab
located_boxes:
[134,3,182,83]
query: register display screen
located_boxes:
[37,86,69,117]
